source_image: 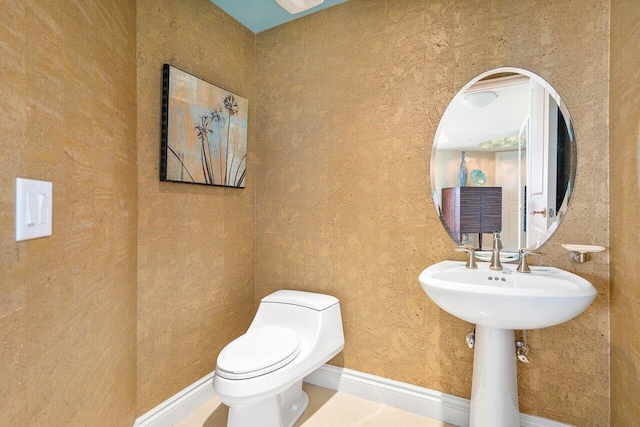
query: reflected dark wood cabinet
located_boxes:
[441,187,502,248]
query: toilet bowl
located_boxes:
[213,290,344,427]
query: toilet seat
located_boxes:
[216,325,302,380]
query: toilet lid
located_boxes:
[216,325,301,380]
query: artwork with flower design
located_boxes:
[160,64,248,188]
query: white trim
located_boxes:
[133,371,216,427]
[304,364,573,427]
[132,365,573,427]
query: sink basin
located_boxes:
[419,260,596,330]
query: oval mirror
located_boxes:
[431,68,576,260]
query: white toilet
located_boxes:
[213,290,344,427]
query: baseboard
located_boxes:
[133,371,216,427]
[132,365,573,427]
[304,364,573,427]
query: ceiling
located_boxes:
[437,79,531,152]
[210,0,349,33]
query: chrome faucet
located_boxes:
[490,232,502,271]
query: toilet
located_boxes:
[212,290,344,427]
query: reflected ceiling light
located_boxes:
[461,91,499,108]
[275,0,324,14]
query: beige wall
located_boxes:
[1,1,621,425]
[0,0,138,425]
[136,0,256,414]
[610,0,640,424]
[255,1,610,425]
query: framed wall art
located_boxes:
[160,64,248,188]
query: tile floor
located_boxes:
[174,383,454,427]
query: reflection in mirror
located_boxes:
[431,68,576,257]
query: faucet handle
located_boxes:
[517,248,541,273]
[519,248,539,255]
[456,245,478,269]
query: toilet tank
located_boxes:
[249,290,344,352]
[261,290,338,311]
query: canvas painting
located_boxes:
[161,64,248,188]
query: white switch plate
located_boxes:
[16,178,52,241]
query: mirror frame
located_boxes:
[430,67,578,261]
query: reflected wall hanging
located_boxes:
[160,64,248,188]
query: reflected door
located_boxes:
[527,81,558,247]
[495,151,524,251]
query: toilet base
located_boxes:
[226,380,309,427]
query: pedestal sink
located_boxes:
[418,261,597,427]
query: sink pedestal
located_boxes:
[420,261,597,426]
[470,325,520,427]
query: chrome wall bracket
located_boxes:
[561,244,606,263]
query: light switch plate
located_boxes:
[16,178,52,241]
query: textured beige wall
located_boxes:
[0,0,138,425]
[255,1,610,425]
[136,0,256,414]
[610,0,640,424]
